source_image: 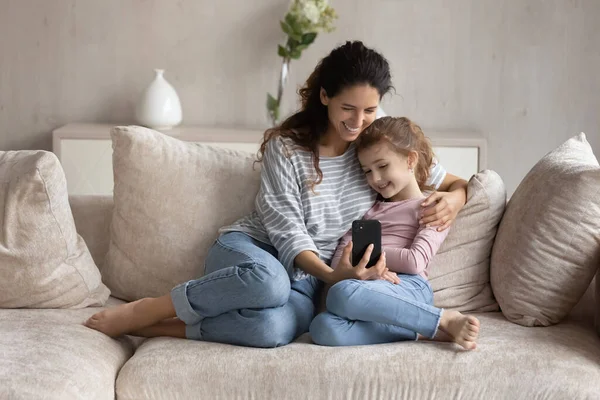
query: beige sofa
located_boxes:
[1,127,599,399]
[0,195,598,399]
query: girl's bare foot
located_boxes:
[84,295,177,338]
[438,310,480,350]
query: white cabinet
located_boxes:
[52,123,487,196]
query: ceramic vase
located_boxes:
[135,69,182,130]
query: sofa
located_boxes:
[1,126,599,400]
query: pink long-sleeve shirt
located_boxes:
[330,198,450,279]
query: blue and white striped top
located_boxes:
[220,136,446,281]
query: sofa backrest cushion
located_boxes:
[102,126,260,301]
[69,195,114,273]
[429,170,506,312]
[0,151,109,308]
[491,133,600,326]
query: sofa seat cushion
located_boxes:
[0,297,135,400]
[115,313,600,400]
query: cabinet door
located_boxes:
[58,140,260,195]
[59,139,114,195]
[432,146,479,181]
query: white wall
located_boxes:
[1,0,598,194]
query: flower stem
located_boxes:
[272,57,291,126]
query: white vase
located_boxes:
[135,69,182,130]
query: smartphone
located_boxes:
[351,220,382,268]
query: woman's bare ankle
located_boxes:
[134,295,177,321]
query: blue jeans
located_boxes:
[309,275,442,346]
[170,232,320,348]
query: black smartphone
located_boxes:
[351,220,382,268]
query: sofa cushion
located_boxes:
[0,150,109,308]
[491,133,600,326]
[0,297,135,399]
[570,277,597,328]
[596,270,600,337]
[69,195,114,272]
[428,170,505,312]
[115,312,600,400]
[103,126,261,301]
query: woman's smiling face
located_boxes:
[320,84,381,143]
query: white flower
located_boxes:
[299,2,321,24]
[285,0,336,35]
[314,0,329,13]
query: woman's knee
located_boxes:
[243,308,297,348]
[205,233,291,307]
[248,262,291,307]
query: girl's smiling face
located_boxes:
[358,141,417,201]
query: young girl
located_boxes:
[309,116,480,350]
[85,42,470,348]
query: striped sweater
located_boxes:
[220,136,446,280]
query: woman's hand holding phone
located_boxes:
[329,242,399,285]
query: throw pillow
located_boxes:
[491,133,600,326]
[103,126,261,301]
[429,170,506,312]
[0,151,109,308]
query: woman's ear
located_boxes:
[320,88,329,106]
[407,150,419,170]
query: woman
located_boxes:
[85,41,468,347]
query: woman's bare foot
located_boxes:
[84,295,177,338]
[438,310,480,350]
[130,318,187,339]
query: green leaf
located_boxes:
[267,93,278,111]
[283,14,302,41]
[285,14,295,27]
[280,21,293,36]
[285,14,302,35]
[289,32,302,41]
[267,93,280,125]
[277,45,288,58]
[289,49,302,59]
[294,44,309,52]
[301,32,317,45]
[287,37,300,48]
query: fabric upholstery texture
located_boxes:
[0,150,109,308]
[491,133,600,326]
[428,170,506,312]
[103,126,261,301]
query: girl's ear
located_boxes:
[407,150,419,170]
[320,88,329,106]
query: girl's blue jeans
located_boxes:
[170,232,320,348]
[309,275,443,346]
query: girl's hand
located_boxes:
[380,270,401,285]
[420,190,467,231]
[329,242,388,284]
